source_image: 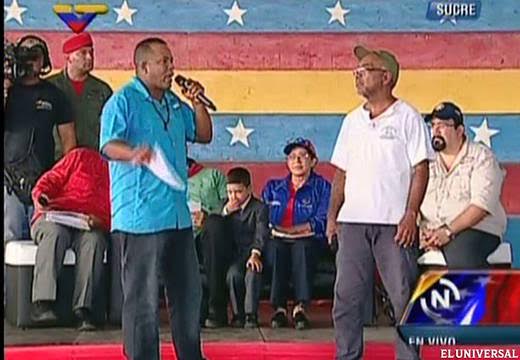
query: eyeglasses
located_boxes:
[352,66,388,76]
[428,122,456,130]
[287,153,311,161]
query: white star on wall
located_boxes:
[224,0,247,26]
[114,0,137,25]
[326,0,350,26]
[4,0,27,25]
[470,118,499,148]
[226,118,254,147]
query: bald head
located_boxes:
[133,37,168,70]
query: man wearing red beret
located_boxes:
[48,32,112,159]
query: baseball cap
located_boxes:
[283,138,317,159]
[354,45,400,85]
[425,102,464,126]
[63,32,93,54]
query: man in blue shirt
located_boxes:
[100,38,212,360]
[262,138,331,330]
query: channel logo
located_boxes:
[426,1,481,24]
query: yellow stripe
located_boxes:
[53,4,73,13]
[74,4,109,14]
[84,70,520,113]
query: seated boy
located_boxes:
[202,167,270,328]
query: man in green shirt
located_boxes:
[48,32,112,159]
[188,157,228,235]
[187,157,227,324]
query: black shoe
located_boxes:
[293,311,309,330]
[270,310,288,328]
[244,314,258,329]
[31,301,58,324]
[74,308,97,332]
[78,319,97,331]
[204,317,227,329]
[230,315,245,328]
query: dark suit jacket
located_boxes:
[225,196,270,255]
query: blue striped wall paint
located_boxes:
[4,0,520,32]
[505,217,520,268]
[188,114,520,162]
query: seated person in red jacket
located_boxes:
[30,147,110,331]
[262,138,331,330]
[202,167,269,329]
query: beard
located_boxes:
[432,136,447,152]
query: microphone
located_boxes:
[174,75,217,111]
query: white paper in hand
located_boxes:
[44,211,91,231]
[145,144,186,191]
[188,200,202,213]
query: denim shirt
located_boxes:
[261,171,331,242]
[100,77,195,233]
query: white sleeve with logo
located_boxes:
[405,110,435,167]
[330,115,350,171]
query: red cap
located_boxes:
[63,32,93,54]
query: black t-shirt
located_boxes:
[4,80,74,171]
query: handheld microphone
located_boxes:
[174,75,217,111]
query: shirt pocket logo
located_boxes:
[379,125,398,140]
[300,198,313,207]
[35,99,53,111]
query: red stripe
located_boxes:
[4,343,519,360]
[502,164,520,215]
[5,31,520,70]
[206,162,520,215]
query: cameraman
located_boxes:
[4,35,76,243]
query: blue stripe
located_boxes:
[188,114,520,162]
[5,0,520,32]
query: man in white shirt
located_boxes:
[327,45,434,360]
[419,102,506,267]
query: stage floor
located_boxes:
[4,300,395,346]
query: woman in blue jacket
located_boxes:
[262,138,331,330]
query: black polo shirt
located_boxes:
[4,80,74,171]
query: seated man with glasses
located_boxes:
[262,138,331,330]
[419,102,507,268]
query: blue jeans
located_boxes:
[4,185,34,306]
[114,228,204,360]
[4,186,34,242]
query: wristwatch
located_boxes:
[441,224,455,240]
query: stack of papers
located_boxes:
[44,211,91,231]
[271,228,315,239]
[188,200,202,213]
[417,250,447,266]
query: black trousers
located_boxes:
[270,237,319,309]
[199,215,233,321]
[226,252,262,318]
[199,215,261,321]
[442,228,501,268]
